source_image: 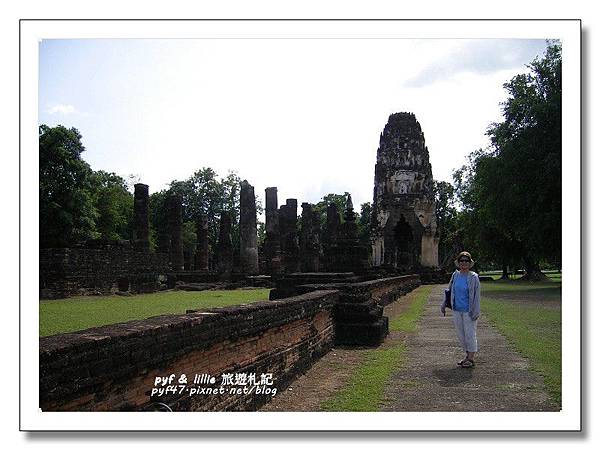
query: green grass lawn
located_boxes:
[321,285,432,411]
[480,271,562,282]
[480,281,561,406]
[40,289,270,337]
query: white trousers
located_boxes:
[452,310,478,353]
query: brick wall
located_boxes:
[39,247,171,299]
[39,290,338,412]
[273,274,421,346]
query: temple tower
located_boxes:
[371,112,439,270]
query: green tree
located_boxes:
[433,180,460,268]
[257,221,266,248]
[358,202,372,246]
[182,221,198,256]
[39,124,97,248]
[149,169,264,265]
[313,193,349,228]
[90,170,134,241]
[148,189,170,251]
[450,42,561,278]
[485,41,562,278]
[452,152,523,274]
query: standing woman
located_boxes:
[440,251,481,368]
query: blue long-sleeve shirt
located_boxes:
[441,270,481,320]
[453,272,470,312]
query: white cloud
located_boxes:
[39,38,550,210]
[47,103,76,115]
[404,40,548,88]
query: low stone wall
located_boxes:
[39,290,338,412]
[419,270,451,285]
[354,275,422,306]
[39,247,171,299]
[272,274,421,346]
[268,272,363,300]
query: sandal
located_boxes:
[457,358,468,366]
[460,359,475,368]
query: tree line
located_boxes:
[39,125,371,262]
[39,125,254,257]
[40,43,560,277]
[434,41,561,279]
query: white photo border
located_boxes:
[20,19,581,432]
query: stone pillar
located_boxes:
[239,180,259,274]
[340,195,358,240]
[329,194,369,273]
[300,202,321,272]
[264,187,282,275]
[279,199,300,273]
[323,203,341,270]
[183,250,192,271]
[133,183,150,251]
[216,211,233,275]
[326,203,340,244]
[156,194,169,256]
[157,233,170,254]
[194,214,209,271]
[167,194,184,271]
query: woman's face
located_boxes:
[458,258,471,270]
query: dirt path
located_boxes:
[380,285,559,411]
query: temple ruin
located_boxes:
[240,180,259,275]
[167,193,184,271]
[371,112,439,270]
[38,112,450,413]
[194,214,209,271]
[216,211,234,276]
[132,183,150,251]
[299,202,321,272]
[264,187,282,275]
[39,111,445,299]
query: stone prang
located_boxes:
[371,112,439,270]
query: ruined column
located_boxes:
[239,180,259,274]
[329,194,369,273]
[300,202,321,272]
[133,183,150,251]
[194,214,209,271]
[167,194,184,271]
[279,199,300,273]
[183,250,192,271]
[264,187,282,274]
[340,194,358,240]
[157,233,170,254]
[326,203,340,244]
[323,202,341,270]
[216,211,233,275]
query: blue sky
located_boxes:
[39,38,549,210]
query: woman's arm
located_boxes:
[471,274,481,320]
[441,271,455,311]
